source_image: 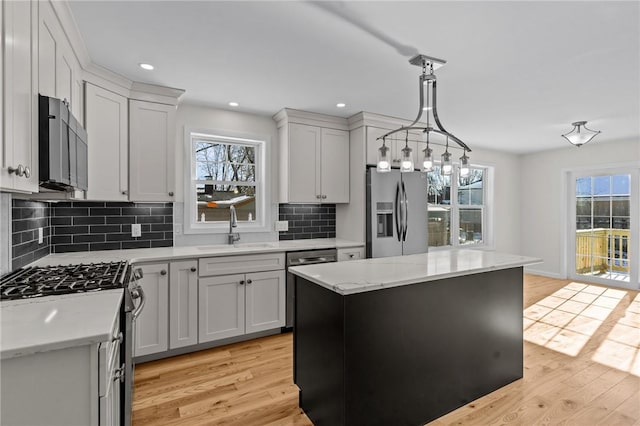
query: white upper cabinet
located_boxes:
[275,109,350,204]
[1,0,38,193]
[85,83,128,201]
[129,100,177,202]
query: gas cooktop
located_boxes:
[0,261,128,301]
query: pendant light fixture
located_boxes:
[400,131,414,172]
[421,130,433,172]
[376,54,472,175]
[459,151,470,177]
[561,121,601,147]
[441,136,452,176]
[377,137,391,172]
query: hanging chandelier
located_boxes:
[377,54,471,176]
[561,121,601,147]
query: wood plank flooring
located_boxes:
[133,274,639,425]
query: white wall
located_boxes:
[173,103,279,246]
[468,147,522,254]
[519,139,639,277]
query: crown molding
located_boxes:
[130,82,186,106]
[347,111,424,131]
[273,108,349,130]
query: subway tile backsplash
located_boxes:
[278,204,336,240]
[11,200,51,270]
[50,202,173,253]
[10,200,173,270]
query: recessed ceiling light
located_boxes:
[139,63,154,70]
[229,102,239,107]
[336,103,346,108]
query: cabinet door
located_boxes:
[1,0,38,193]
[198,274,245,343]
[320,128,349,203]
[245,270,285,334]
[287,123,319,203]
[169,260,198,349]
[134,263,169,357]
[85,83,129,201]
[129,100,176,202]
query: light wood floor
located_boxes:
[133,275,639,425]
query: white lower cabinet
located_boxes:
[169,260,198,349]
[134,263,169,357]
[199,269,286,344]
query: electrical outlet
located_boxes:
[131,223,142,238]
[173,224,182,235]
[275,220,288,232]
[38,227,43,244]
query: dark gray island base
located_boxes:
[294,267,524,426]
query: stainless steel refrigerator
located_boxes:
[366,167,428,258]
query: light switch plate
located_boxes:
[275,220,289,231]
[131,223,142,238]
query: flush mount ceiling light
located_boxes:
[228,102,239,107]
[561,121,601,147]
[336,103,346,108]
[139,63,154,70]
[377,54,471,175]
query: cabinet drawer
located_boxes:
[337,247,365,262]
[199,253,285,276]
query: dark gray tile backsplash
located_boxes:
[10,200,173,270]
[50,202,173,253]
[278,204,336,240]
[11,200,51,270]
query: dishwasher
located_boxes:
[285,248,337,329]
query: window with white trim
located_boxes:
[187,131,266,232]
[427,165,487,247]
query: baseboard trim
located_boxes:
[525,268,565,279]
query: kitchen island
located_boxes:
[289,249,540,426]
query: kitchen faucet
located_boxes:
[228,205,240,244]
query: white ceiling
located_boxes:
[68,1,639,154]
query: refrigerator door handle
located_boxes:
[395,182,402,242]
[402,181,408,241]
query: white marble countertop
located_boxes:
[289,249,542,295]
[0,289,122,359]
[30,238,364,267]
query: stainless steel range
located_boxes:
[0,261,145,426]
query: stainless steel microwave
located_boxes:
[38,95,88,191]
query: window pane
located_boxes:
[196,184,256,222]
[592,199,610,216]
[612,175,630,195]
[593,216,610,228]
[427,169,450,205]
[459,208,482,245]
[593,176,610,196]
[576,216,591,230]
[611,197,630,216]
[612,216,630,230]
[458,168,483,205]
[576,177,591,196]
[576,198,591,216]
[428,206,450,246]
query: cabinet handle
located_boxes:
[23,166,31,179]
[168,192,174,196]
[113,364,125,383]
[321,195,327,199]
[239,280,245,285]
[349,253,355,258]
[8,165,25,177]
[112,332,123,344]
[316,195,321,199]
[121,190,128,195]
[160,270,167,276]
[246,279,252,284]
[190,267,196,272]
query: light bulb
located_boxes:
[441,150,452,176]
[459,152,470,177]
[377,160,390,172]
